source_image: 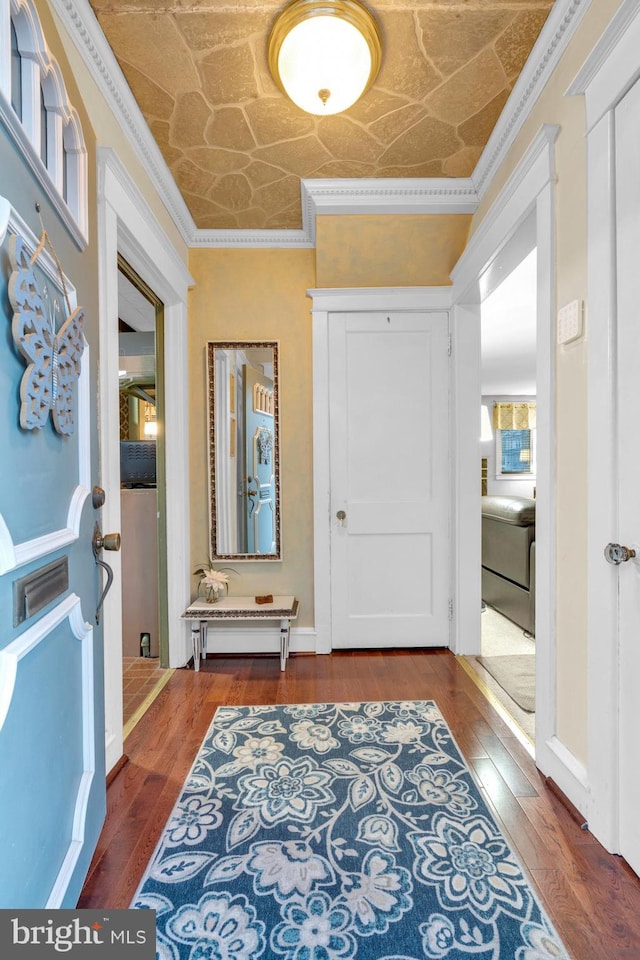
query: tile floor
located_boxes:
[122,656,172,734]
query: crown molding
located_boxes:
[300,178,478,245]
[52,0,590,249]
[48,0,196,245]
[190,226,315,250]
[192,178,478,248]
[473,0,593,199]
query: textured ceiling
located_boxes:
[88,1,554,231]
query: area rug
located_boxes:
[132,700,569,958]
[477,656,536,713]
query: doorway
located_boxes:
[467,250,538,744]
[98,148,192,776]
[117,260,171,733]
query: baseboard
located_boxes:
[204,624,317,657]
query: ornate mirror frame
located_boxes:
[207,341,281,561]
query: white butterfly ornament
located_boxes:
[8,234,85,436]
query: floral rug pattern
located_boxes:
[132,701,570,959]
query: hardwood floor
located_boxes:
[79,649,640,959]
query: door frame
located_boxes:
[97,147,193,773]
[310,286,453,655]
[569,0,640,854]
[451,125,564,791]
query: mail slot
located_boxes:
[13,557,69,626]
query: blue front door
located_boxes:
[0,192,105,906]
[243,364,276,555]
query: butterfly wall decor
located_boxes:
[8,233,85,436]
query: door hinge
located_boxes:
[447,333,452,357]
[448,598,454,621]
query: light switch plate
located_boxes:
[557,299,583,344]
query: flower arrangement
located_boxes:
[193,562,235,603]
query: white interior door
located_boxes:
[329,311,450,648]
[613,75,640,877]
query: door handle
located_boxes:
[604,542,637,565]
[92,522,121,624]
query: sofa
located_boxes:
[481,495,536,635]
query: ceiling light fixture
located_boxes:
[268,0,382,116]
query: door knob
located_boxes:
[336,510,346,522]
[92,523,121,624]
[604,542,636,565]
[93,529,121,553]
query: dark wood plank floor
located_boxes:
[79,649,640,959]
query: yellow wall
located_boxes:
[471,0,623,763]
[188,248,316,626]
[187,219,468,629]
[316,214,471,287]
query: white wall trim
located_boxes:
[451,125,560,796]
[97,146,192,773]
[0,196,90,575]
[298,179,478,247]
[582,109,619,854]
[453,125,560,298]
[308,287,453,313]
[448,302,481,656]
[190,226,314,250]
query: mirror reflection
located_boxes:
[207,341,280,560]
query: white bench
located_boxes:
[183,596,299,672]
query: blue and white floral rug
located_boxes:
[132,701,571,959]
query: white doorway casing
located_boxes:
[451,125,584,808]
[570,0,640,863]
[97,148,193,773]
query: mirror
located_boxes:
[207,341,281,560]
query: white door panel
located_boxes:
[329,311,449,648]
[614,76,640,877]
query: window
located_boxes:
[40,86,47,165]
[10,19,21,118]
[496,428,536,479]
[1,0,88,245]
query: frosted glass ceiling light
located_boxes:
[268,0,382,116]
